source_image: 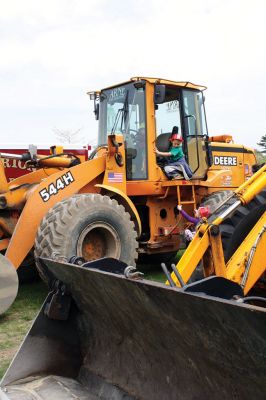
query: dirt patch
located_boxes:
[1,347,17,363]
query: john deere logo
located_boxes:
[213,156,237,166]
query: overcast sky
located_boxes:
[1,0,266,149]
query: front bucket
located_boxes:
[0,254,18,315]
[1,257,266,400]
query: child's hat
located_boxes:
[169,133,183,142]
[198,206,210,218]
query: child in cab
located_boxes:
[154,128,193,180]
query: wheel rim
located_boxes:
[77,222,121,261]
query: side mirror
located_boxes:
[154,85,166,104]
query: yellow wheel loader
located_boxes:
[0,77,261,312]
[0,166,265,399]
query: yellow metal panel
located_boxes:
[198,169,234,188]
[146,196,181,249]
[8,168,63,188]
[226,212,266,294]
[0,185,36,209]
[126,180,165,196]
[235,163,266,195]
[236,166,266,204]
[209,234,227,277]
[131,77,207,91]
[103,134,127,193]
[170,229,210,286]
[95,184,141,236]
[244,234,266,294]
[6,156,106,269]
[96,77,207,92]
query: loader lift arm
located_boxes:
[171,164,266,295]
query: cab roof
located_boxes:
[91,77,207,93]
[131,77,207,91]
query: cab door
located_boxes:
[182,90,209,179]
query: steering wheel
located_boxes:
[128,129,138,134]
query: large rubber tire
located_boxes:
[213,190,266,261]
[35,194,139,284]
[224,204,266,262]
[201,190,233,214]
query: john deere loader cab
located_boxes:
[95,80,148,180]
[154,83,210,179]
[91,77,211,182]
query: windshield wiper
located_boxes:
[111,90,129,135]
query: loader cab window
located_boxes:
[182,90,207,138]
[155,88,207,141]
[155,87,182,141]
[182,89,209,176]
[154,86,208,177]
[98,83,147,180]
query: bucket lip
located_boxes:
[39,257,266,312]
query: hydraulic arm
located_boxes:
[171,164,266,295]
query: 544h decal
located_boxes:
[39,171,74,202]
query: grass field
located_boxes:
[0,281,47,379]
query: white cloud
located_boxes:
[0,0,266,148]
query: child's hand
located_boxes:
[153,146,159,154]
[177,205,182,211]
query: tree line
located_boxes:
[256,135,266,163]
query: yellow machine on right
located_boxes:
[168,162,266,298]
